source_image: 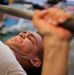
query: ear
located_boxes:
[30,57,41,67]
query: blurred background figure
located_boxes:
[0,0,9,29]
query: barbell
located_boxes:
[0,4,74,33]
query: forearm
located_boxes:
[41,34,70,75]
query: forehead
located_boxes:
[28,31,43,42]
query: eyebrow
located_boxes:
[23,31,26,33]
[23,31,38,44]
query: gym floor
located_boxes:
[0,3,74,75]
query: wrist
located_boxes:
[43,34,70,62]
[43,32,71,43]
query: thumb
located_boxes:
[34,9,48,19]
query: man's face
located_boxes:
[5,31,43,59]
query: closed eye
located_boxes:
[22,31,37,45]
[28,37,34,44]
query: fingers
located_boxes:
[33,7,72,39]
[53,10,72,23]
[45,8,72,26]
[33,9,48,19]
[39,9,48,18]
[33,10,40,27]
[33,9,51,34]
[47,7,60,19]
[33,9,48,25]
[33,10,40,21]
[46,8,72,39]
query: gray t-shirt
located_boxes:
[0,41,27,75]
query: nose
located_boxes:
[18,32,31,39]
[18,33,27,39]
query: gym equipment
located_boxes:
[0,4,74,33]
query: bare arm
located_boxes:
[33,8,73,75]
[42,34,70,75]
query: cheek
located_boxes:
[19,40,34,53]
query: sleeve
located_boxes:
[0,41,27,75]
[7,57,27,75]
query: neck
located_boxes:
[15,52,33,70]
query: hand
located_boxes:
[33,8,73,40]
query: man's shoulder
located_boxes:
[0,40,16,65]
[0,40,15,58]
[0,40,27,75]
